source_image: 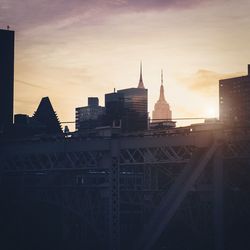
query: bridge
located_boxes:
[1,126,250,250]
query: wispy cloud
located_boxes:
[113,0,212,11]
[181,69,245,95]
[15,79,46,89]
[0,0,213,30]
[15,98,37,105]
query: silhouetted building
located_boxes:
[152,70,172,122]
[33,97,62,134]
[75,97,105,131]
[14,114,30,126]
[88,97,99,107]
[0,29,15,133]
[105,64,148,132]
[12,114,33,138]
[11,98,62,138]
[219,64,250,124]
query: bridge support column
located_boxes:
[61,188,68,246]
[213,143,224,250]
[109,139,120,250]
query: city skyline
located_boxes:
[1,2,250,248]
[1,0,250,128]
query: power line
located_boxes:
[60,117,217,124]
[152,117,216,121]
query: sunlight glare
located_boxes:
[205,106,218,118]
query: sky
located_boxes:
[1,0,250,130]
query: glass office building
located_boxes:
[105,88,148,132]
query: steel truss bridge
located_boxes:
[1,128,250,250]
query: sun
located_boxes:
[205,105,218,118]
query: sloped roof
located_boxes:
[33,97,62,134]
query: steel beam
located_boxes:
[134,142,218,250]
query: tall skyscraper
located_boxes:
[0,28,15,132]
[105,64,148,132]
[152,70,172,122]
[219,64,250,124]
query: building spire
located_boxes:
[152,69,172,121]
[159,70,166,101]
[138,61,145,89]
[161,69,163,85]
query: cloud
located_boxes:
[15,79,46,89]
[0,0,213,30]
[15,98,37,105]
[181,69,245,95]
[114,0,211,11]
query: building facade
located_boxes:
[219,65,250,124]
[0,29,15,133]
[152,70,172,122]
[105,64,148,132]
[75,97,105,131]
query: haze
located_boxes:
[1,0,250,129]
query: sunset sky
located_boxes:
[1,0,250,130]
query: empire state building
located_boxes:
[152,70,172,122]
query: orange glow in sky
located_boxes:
[1,0,249,130]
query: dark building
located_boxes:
[219,64,250,124]
[105,64,148,132]
[12,114,33,138]
[105,91,124,128]
[32,97,62,135]
[11,97,62,138]
[88,97,99,107]
[14,114,30,126]
[75,97,105,131]
[0,28,15,133]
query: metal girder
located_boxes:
[24,185,108,246]
[109,139,120,250]
[1,130,250,250]
[119,145,195,165]
[1,150,107,172]
[213,144,224,250]
[134,142,218,250]
[225,140,250,159]
[0,132,213,172]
